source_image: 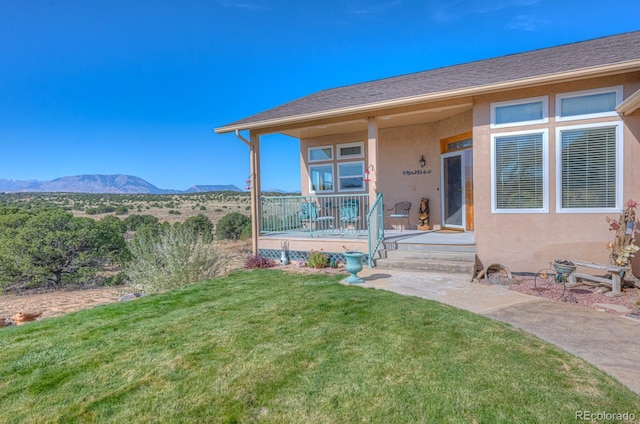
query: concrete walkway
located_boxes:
[348,268,640,396]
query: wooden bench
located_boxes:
[568,260,629,297]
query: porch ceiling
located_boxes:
[279,102,473,138]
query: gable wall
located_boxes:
[472,73,640,273]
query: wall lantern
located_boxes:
[363,164,374,183]
[419,155,426,168]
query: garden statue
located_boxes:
[606,199,639,286]
[417,197,430,230]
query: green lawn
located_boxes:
[1,270,638,423]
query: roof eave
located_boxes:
[214,60,640,135]
[617,87,640,115]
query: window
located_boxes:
[309,164,334,193]
[337,142,364,159]
[491,130,548,213]
[308,145,333,162]
[490,96,549,128]
[556,122,622,212]
[556,86,622,122]
[337,161,364,192]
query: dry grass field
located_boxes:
[0,191,253,225]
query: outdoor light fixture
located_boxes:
[363,164,374,183]
[419,155,426,168]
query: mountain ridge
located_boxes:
[0,174,244,194]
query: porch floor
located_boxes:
[260,230,475,245]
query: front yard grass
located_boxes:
[1,269,638,423]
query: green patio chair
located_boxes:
[340,199,360,233]
[300,202,334,231]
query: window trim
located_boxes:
[490,96,549,129]
[555,86,623,122]
[308,163,335,194]
[307,145,334,163]
[337,160,365,193]
[337,141,365,160]
[490,129,549,214]
[555,121,623,214]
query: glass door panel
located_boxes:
[441,152,465,229]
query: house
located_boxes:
[215,31,640,276]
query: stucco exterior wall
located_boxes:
[299,111,472,228]
[295,73,640,274]
[473,74,640,273]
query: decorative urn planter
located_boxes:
[343,251,365,284]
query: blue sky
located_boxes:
[1,1,638,192]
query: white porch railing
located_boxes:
[260,194,371,237]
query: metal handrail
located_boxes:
[366,193,384,267]
[260,194,370,237]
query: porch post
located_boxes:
[249,131,261,255]
[367,117,379,202]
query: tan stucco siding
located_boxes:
[473,74,640,273]
[300,112,472,227]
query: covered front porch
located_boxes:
[258,191,475,267]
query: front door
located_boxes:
[441,151,465,230]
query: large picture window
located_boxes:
[556,122,622,212]
[491,130,548,213]
[309,164,334,193]
[337,161,364,192]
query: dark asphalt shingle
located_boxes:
[219,31,640,130]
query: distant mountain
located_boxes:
[184,185,243,193]
[0,175,243,194]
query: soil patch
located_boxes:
[0,287,126,321]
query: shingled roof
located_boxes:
[216,31,640,133]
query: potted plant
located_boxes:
[552,259,576,275]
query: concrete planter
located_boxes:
[344,251,365,284]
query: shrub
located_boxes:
[245,254,275,269]
[122,214,159,231]
[125,224,221,294]
[168,210,181,215]
[306,251,329,269]
[216,212,251,241]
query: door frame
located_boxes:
[440,150,466,230]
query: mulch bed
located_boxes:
[478,273,640,319]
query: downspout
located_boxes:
[234,130,259,255]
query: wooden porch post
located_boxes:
[367,117,379,203]
[249,131,261,255]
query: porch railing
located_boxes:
[366,193,384,267]
[260,194,370,237]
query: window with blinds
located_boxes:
[492,130,548,213]
[557,123,622,212]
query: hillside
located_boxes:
[0,174,243,194]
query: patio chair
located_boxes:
[388,201,411,231]
[340,199,360,233]
[299,202,334,231]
